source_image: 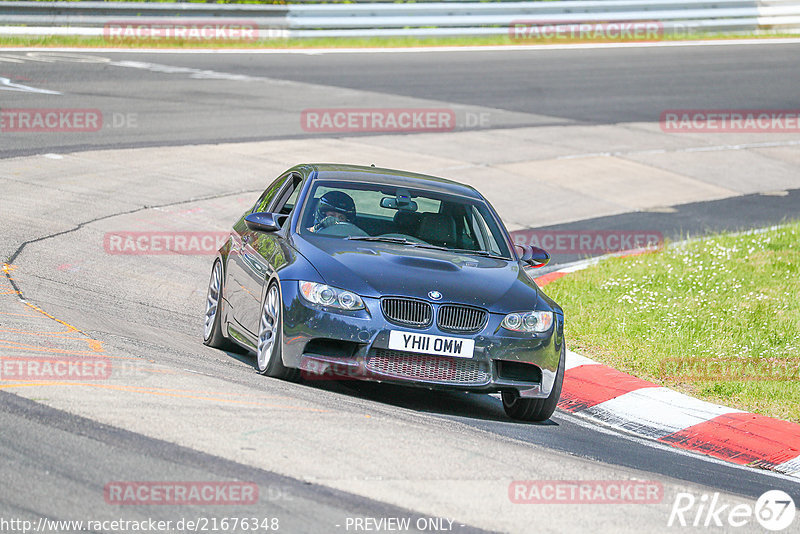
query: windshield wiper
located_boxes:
[408,243,508,260]
[347,237,508,259]
[346,236,415,245]
[448,248,508,260]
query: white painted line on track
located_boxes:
[559,408,800,484]
[1,38,800,55]
[0,76,61,95]
[775,456,800,477]
[565,349,601,370]
[584,387,744,439]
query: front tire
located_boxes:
[203,259,234,350]
[256,282,299,380]
[502,344,565,422]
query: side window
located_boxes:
[253,174,290,214]
[273,175,303,228]
[455,208,479,250]
[470,206,502,255]
[467,208,487,251]
[278,182,301,215]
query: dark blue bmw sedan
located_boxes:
[204,164,565,421]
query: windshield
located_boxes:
[299,180,512,259]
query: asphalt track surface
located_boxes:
[2,43,800,533]
[537,188,800,264]
[2,41,800,157]
[2,392,490,534]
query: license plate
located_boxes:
[388,331,474,359]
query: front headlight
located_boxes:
[501,311,553,333]
[298,281,364,311]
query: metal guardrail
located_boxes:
[1,0,799,38]
[0,1,288,29]
[288,0,800,37]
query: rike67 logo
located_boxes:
[668,490,796,531]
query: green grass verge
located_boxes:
[19,0,291,3]
[544,221,800,423]
[1,32,798,49]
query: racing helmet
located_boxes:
[314,191,356,226]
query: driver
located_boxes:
[309,191,357,232]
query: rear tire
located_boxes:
[203,259,235,350]
[256,282,299,381]
[502,344,565,422]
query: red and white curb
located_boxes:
[533,250,800,480]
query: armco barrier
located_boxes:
[0,0,799,38]
[0,0,289,38]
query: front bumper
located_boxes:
[279,281,564,398]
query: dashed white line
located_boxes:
[0,76,61,95]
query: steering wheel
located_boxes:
[315,221,368,237]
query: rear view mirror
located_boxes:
[245,212,281,233]
[380,197,418,211]
[515,244,550,268]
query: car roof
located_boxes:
[305,163,483,200]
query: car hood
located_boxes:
[292,235,541,313]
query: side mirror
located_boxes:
[515,244,550,268]
[245,212,281,233]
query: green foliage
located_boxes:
[546,222,800,422]
[1,31,798,50]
